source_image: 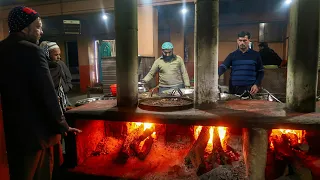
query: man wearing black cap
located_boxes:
[0,6,81,180]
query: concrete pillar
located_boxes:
[77,37,96,93]
[115,0,138,107]
[194,0,220,109]
[138,6,158,57]
[286,0,319,112]
[242,128,268,180]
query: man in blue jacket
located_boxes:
[218,31,264,95]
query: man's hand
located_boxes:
[65,127,82,136]
[250,85,259,95]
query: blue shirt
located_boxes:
[218,49,264,86]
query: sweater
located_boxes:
[143,55,190,87]
[218,49,264,86]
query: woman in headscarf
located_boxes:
[40,41,67,112]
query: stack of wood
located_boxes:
[267,131,320,180]
[184,127,240,176]
[115,125,155,164]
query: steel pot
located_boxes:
[138,82,147,93]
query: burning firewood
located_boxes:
[184,126,210,169]
[208,128,240,167]
[272,134,295,157]
[130,128,154,156]
[285,132,299,147]
[271,134,313,180]
[212,127,223,151]
[137,136,154,160]
[115,124,144,164]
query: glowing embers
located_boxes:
[266,129,312,180]
[269,129,305,150]
[187,126,240,175]
[194,126,227,152]
[116,122,156,163]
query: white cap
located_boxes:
[47,42,59,51]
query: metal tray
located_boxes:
[138,96,193,112]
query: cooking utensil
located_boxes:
[139,96,193,112]
[162,88,194,96]
[138,82,147,93]
[260,87,283,103]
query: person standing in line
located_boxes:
[0,6,81,180]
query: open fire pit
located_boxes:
[68,121,244,179]
[64,100,320,180]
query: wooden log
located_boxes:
[137,136,154,160]
[212,127,223,152]
[208,128,240,167]
[130,128,154,155]
[206,127,224,169]
[115,125,144,164]
[184,126,210,169]
[285,132,299,147]
[272,134,294,157]
[272,135,313,180]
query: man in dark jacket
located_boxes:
[258,42,283,67]
[0,6,81,180]
[218,31,264,95]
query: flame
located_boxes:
[270,129,304,143]
[143,123,153,131]
[194,126,202,140]
[205,127,214,152]
[151,132,156,139]
[208,127,214,145]
[217,127,227,142]
[269,129,305,150]
[194,126,228,152]
[270,141,274,149]
[131,122,156,139]
[133,122,154,131]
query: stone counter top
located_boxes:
[65,100,320,130]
